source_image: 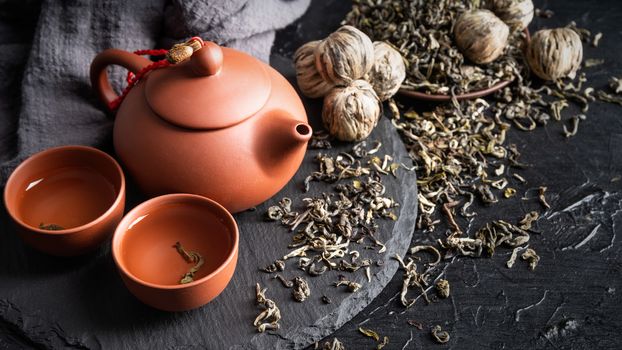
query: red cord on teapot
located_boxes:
[109,37,205,111]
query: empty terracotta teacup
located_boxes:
[112,194,239,311]
[4,146,126,256]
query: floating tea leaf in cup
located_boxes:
[173,241,204,284]
[39,223,65,231]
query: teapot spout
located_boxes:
[292,122,313,144]
[254,113,312,176]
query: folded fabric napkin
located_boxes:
[0,0,310,185]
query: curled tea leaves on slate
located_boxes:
[260,259,285,273]
[407,319,424,330]
[377,336,389,349]
[538,186,551,209]
[609,77,622,94]
[521,248,540,270]
[435,279,450,299]
[506,245,527,268]
[318,338,346,350]
[394,253,432,308]
[519,211,539,230]
[592,32,603,47]
[335,280,362,293]
[597,90,622,106]
[358,327,380,341]
[264,141,403,300]
[292,276,311,302]
[431,325,450,344]
[253,283,282,333]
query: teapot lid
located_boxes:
[144,42,271,129]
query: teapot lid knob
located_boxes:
[191,41,223,76]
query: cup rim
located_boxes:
[111,193,239,290]
[3,145,126,235]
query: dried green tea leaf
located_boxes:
[174,241,204,284]
[319,338,345,350]
[39,223,64,231]
[538,186,551,209]
[260,259,285,273]
[435,279,450,299]
[336,280,362,293]
[431,325,450,344]
[597,90,622,106]
[253,283,281,333]
[519,211,539,230]
[407,319,424,330]
[584,58,604,68]
[292,276,311,302]
[377,336,389,349]
[506,246,525,268]
[358,327,380,341]
[521,248,540,270]
[610,77,622,94]
[504,188,517,198]
[592,32,603,47]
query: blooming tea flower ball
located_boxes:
[526,28,583,81]
[485,0,534,32]
[315,25,375,85]
[366,41,406,102]
[322,80,380,142]
[454,9,510,64]
[294,40,334,98]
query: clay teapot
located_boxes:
[90,41,311,213]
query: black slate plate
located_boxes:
[0,56,417,350]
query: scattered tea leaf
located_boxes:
[538,186,551,210]
[431,325,450,344]
[377,336,389,349]
[435,279,450,299]
[253,283,281,333]
[292,276,311,302]
[358,327,380,341]
[521,248,540,270]
[407,319,424,330]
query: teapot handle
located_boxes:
[90,49,152,112]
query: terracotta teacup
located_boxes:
[112,194,239,311]
[4,146,125,256]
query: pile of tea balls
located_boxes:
[455,0,583,81]
[294,25,406,142]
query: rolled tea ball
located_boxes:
[315,25,375,86]
[526,28,583,81]
[366,41,406,102]
[322,80,380,142]
[454,9,510,64]
[294,40,335,98]
[484,0,534,32]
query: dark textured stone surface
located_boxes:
[0,2,416,348]
[288,1,622,349]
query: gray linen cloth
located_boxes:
[0,0,310,184]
